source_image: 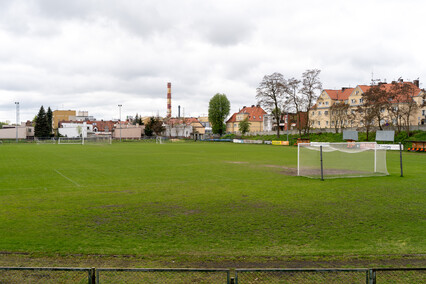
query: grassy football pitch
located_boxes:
[0,142,425,265]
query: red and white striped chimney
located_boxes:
[167,82,171,118]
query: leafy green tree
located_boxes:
[208,93,230,136]
[144,120,153,136]
[144,117,164,136]
[35,106,49,138]
[151,117,165,136]
[46,107,53,136]
[238,117,250,135]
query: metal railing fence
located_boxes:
[0,267,93,284]
[0,267,424,283]
[96,268,230,284]
[235,268,369,284]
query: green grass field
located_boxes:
[0,142,425,267]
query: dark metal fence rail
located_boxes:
[0,267,424,283]
[236,268,369,284]
[0,267,92,284]
[96,268,230,284]
[370,268,426,284]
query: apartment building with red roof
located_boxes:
[226,105,267,134]
[310,79,426,130]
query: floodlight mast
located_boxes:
[118,104,122,142]
[15,102,19,143]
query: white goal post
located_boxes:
[298,142,388,179]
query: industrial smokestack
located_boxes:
[178,105,181,118]
[167,82,172,118]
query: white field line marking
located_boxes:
[54,169,81,187]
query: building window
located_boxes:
[253,116,255,119]
[351,99,356,104]
[317,121,320,126]
[259,116,261,119]
[359,98,364,103]
[325,102,329,106]
[331,121,335,126]
[312,111,315,115]
[318,111,321,115]
[422,110,425,116]
[326,121,329,126]
[324,111,329,115]
[319,102,322,106]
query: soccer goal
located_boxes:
[83,136,112,145]
[35,137,57,144]
[58,137,83,145]
[298,142,388,179]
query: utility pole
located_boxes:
[118,104,122,142]
[15,102,19,143]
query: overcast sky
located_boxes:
[1,0,425,122]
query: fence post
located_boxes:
[90,267,96,284]
[368,269,376,284]
[399,142,403,177]
[320,145,324,181]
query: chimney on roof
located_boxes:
[413,79,420,88]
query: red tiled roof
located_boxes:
[324,88,354,101]
[356,82,422,103]
[226,106,267,123]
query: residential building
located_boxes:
[226,105,267,134]
[197,116,213,134]
[309,79,425,131]
[0,123,34,139]
[53,110,76,130]
[163,118,200,138]
[113,122,143,139]
[58,122,93,138]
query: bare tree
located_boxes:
[362,84,390,130]
[330,102,351,133]
[388,82,418,134]
[300,69,322,135]
[284,78,303,136]
[256,73,287,138]
[356,103,375,140]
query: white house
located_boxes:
[58,122,93,138]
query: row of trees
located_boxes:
[256,69,322,138]
[207,70,322,138]
[360,81,421,137]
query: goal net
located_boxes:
[298,142,388,179]
[58,137,82,145]
[35,137,57,144]
[83,136,112,145]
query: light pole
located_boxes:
[286,111,289,142]
[118,104,122,142]
[15,102,19,143]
